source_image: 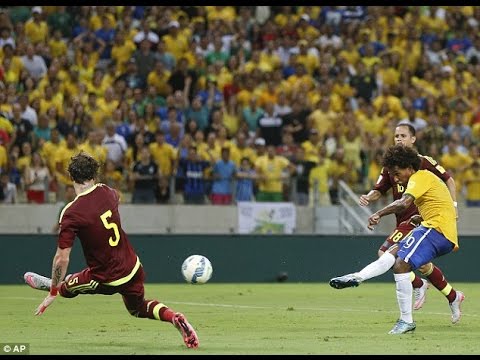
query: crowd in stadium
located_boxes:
[0,6,479,206]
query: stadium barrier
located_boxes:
[1,234,478,284]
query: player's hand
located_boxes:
[35,292,57,316]
[359,195,370,207]
[408,214,422,227]
[367,213,380,230]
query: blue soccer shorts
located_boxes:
[396,225,455,270]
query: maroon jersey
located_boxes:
[58,183,138,283]
[373,154,451,225]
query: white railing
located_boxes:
[338,180,372,234]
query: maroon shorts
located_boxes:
[60,265,146,313]
[210,193,232,205]
[378,221,415,253]
[27,190,45,204]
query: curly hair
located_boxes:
[68,151,100,184]
[382,144,421,171]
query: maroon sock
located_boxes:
[160,307,175,323]
[411,274,424,288]
[134,300,176,322]
[426,265,456,303]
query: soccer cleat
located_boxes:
[24,272,51,291]
[173,313,199,349]
[329,274,362,289]
[388,319,416,334]
[413,278,429,310]
[449,291,465,324]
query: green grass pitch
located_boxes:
[1,283,479,355]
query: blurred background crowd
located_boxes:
[0,6,479,207]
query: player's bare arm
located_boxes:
[35,246,72,316]
[359,189,381,207]
[368,194,415,230]
[51,246,71,289]
[445,177,458,219]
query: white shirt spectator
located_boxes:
[25,166,49,191]
[316,32,343,50]
[221,34,235,54]
[425,41,448,66]
[21,54,47,80]
[102,128,128,168]
[255,6,271,25]
[1,178,17,204]
[0,36,15,49]
[274,103,292,117]
[133,30,159,45]
[21,104,38,126]
[274,45,291,66]
[465,38,480,64]
[195,42,212,58]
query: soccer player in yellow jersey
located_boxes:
[331,145,464,334]
[357,124,460,313]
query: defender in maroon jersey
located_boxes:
[24,152,199,349]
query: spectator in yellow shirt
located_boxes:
[329,147,360,203]
[147,60,172,98]
[97,86,119,120]
[308,97,337,139]
[463,161,480,207]
[163,20,189,61]
[255,145,295,202]
[440,137,473,191]
[206,6,236,23]
[372,85,405,119]
[78,129,108,166]
[149,129,177,180]
[54,132,80,201]
[39,127,65,175]
[309,146,332,207]
[1,44,23,83]
[17,140,33,173]
[0,142,7,171]
[111,30,137,74]
[24,7,49,45]
[48,29,68,58]
[101,158,125,198]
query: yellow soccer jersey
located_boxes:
[405,170,458,249]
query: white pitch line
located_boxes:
[1,296,40,301]
[164,300,478,319]
[3,297,476,319]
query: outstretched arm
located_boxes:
[359,189,382,207]
[368,193,415,230]
[35,247,71,316]
[50,247,71,289]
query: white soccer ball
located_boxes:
[181,255,213,284]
